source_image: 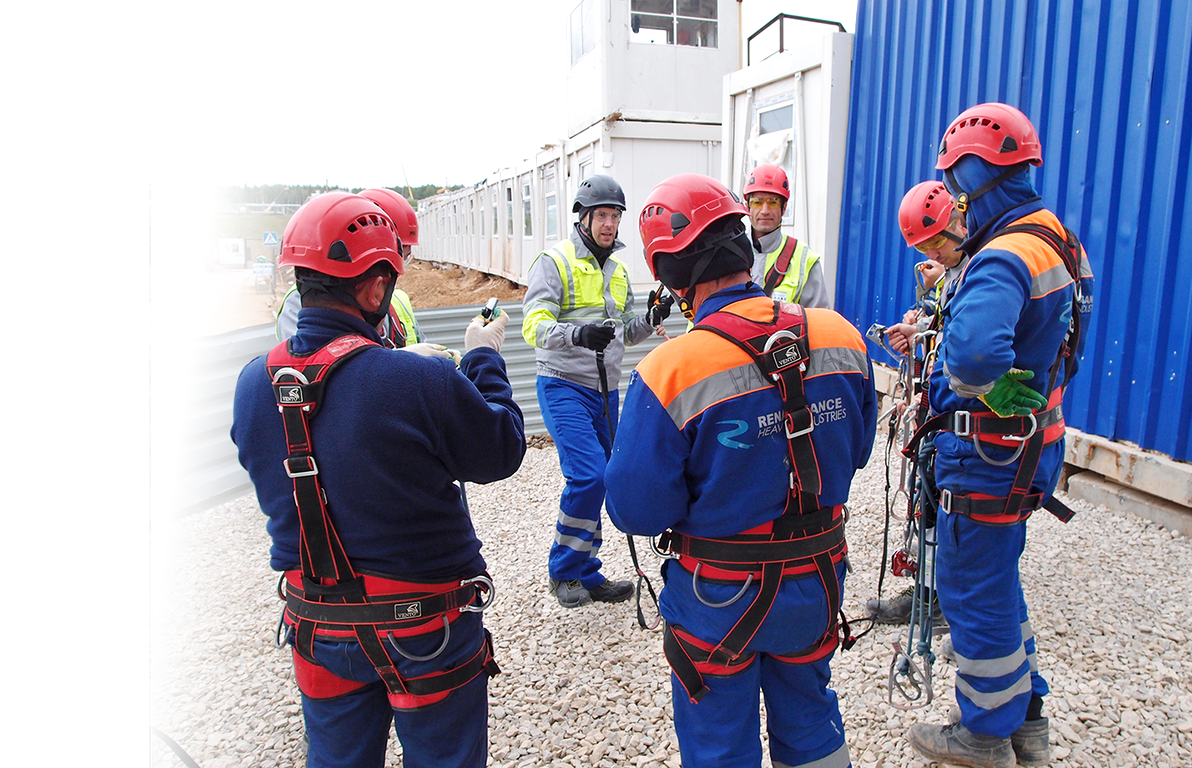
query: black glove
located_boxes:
[646,289,674,326]
[574,323,616,352]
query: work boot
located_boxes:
[1010,717,1050,766]
[550,579,592,609]
[866,586,948,627]
[948,709,1051,766]
[588,579,633,603]
[907,722,1015,768]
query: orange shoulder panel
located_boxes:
[635,331,754,409]
[804,308,867,352]
[984,210,1066,277]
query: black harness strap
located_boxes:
[762,236,800,296]
[654,302,849,696]
[267,335,498,698]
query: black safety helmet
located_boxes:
[572,174,626,213]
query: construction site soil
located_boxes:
[195,258,527,336]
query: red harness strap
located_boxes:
[762,236,800,296]
[658,303,851,703]
[384,305,408,349]
[267,335,498,706]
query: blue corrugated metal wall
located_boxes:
[838,0,1192,461]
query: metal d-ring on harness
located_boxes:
[385,574,496,661]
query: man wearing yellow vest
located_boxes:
[522,175,667,608]
[744,164,831,309]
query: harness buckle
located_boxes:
[953,411,973,437]
[459,574,496,613]
[785,410,814,439]
[284,455,319,478]
[1000,413,1038,442]
[650,533,680,560]
[940,489,953,515]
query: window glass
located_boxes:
[523,181,533,238]
[632,0,673,13]
[758,104,793,135]
[506,186,514,235]
[631,14,673,44]
[677,0,716,19]
[546,195,558,240]
[632,0,716,46]
[571,0,596,65]
[677,18,716,47]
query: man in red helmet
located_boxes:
[904,104,1094,768]
[276,189,439,358]
[232,192,526,768]
[606,174,876,768]
[865,181,971,633]
[743,163,831,308]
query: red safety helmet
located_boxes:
[360,187,419,246]
[936,102,1043,170]
[281,192,403,278]
[639,174,748,281]
[742,163,790,203]
[898,181,957,247]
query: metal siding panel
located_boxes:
[841,0,1191,461]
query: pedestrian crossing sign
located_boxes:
[263,232,279,245]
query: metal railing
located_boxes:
[747,13,846,65]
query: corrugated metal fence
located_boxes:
[837,0,1192,461]
[179,303,688,515]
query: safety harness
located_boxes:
[653,301,854,703]
[267,334,499,708]
[902,222,1086,527]
[383,305,409,349]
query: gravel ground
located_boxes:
[151,433,1192,768]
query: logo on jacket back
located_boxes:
[767,340,804,372]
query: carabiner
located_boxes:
[459,574,496,613]
[387,616,450,662]
[691,563,752,608]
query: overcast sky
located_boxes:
[0,0,858,667]
[153,0,857,190]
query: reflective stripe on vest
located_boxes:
[764,234,819,304]
[543,240,631,315]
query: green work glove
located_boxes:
[979,369,1048,417]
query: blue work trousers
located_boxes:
[300,611,490,768]
[666,561,852,768]
[936,507,1048,738]
[538,376,618,588]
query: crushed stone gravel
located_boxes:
[152,432,1192,767]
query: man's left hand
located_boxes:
[646,289,674,327]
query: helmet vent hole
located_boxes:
[670,212,691,236]
[1000,136,1019,153]
[328,240,351,262]
[347,223,358,233]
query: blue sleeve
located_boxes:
[942,249,1030,394]
[858,356,878,469]
[433,348,526,484]
[605,371,691,536]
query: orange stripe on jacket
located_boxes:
[635,298,867,408]
[982,210,1090,282]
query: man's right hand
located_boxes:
[573,323,616,352]
[885,323,916,354]
[465,311,509,353]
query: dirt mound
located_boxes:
[393,259,527,309]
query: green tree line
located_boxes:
[219,183,465,206]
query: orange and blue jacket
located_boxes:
[606,284,878,541]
